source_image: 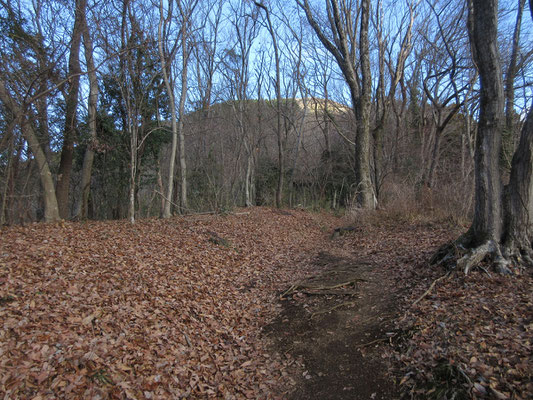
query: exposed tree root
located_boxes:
[432,238,518,275]
[453,240,513,275]
[430,238,467,267]
[502,237,533,268]
[457,241,493,275]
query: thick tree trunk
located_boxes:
[503,103,533,261]
[56,0,85,219]
[354,0,374,208]
[466,0,504,245]
[503,0,526,159]
[432,0,533,273]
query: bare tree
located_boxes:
[0,1,61,222]
[297,0,375,208]
[158,0,179,218]
[56,0,86,219]
[372,0,418,200]
[255,1,284,208]
[75,0,98,219]
[417,0,473,188]
[433,0,533,273]
[502,0,533,265]
[173,0,199,214]
[0,82,60,222]
[223,1,260,207]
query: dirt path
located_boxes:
[265,247,402,399]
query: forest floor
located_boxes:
[0,207,532,399]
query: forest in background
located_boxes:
[0,0,532,224]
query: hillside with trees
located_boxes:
[1,0,530,225]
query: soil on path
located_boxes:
[266,252,399,399]
[265,221,452,400]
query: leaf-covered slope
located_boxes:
[0,208,335,399]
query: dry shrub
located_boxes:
[391,180,471,226]
[344,179,472,229]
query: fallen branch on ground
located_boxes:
[310,301,357,318]
[301,289,358,296]
[281,278,366,298]
[355,337,389,348]
[411,272,450,307]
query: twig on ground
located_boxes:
[411,272,450,307]
[183,333,192,347]
[280,278,366,298]
[355,337,389,348]
[310,301,357,318]
[301,289,358,296]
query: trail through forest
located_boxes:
[1,208,532,399]
[266,216,455,399]
[266,251,399,399]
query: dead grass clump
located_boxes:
[377,181,472,228]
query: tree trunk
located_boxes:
[466,0,504,245]
[75,6,98,219]
[245,146,254,207]
[502,0,533,261]
[0,81,60,222]
[256,2,283,208]
[354,0,374,208]
[177,29,189,213]
[431,0,531,274]
[298,0,374,208]
[503,0,526,167]
[56,0,85,219]
[0,131,15,226]
[503,109,533,260]
[159,0,178,218]
[129,123,138,224]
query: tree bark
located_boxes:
[75,4,98,219]
[56,0,86,219]
[159,0,178,218]
[0,129,15,226]
[177,27,189,214]
[504,109,533,255]
[466,0,504,245]
[504,0,526,145]
[432,0,533,273]
[354,0,374,208]
[501,1,533,261]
